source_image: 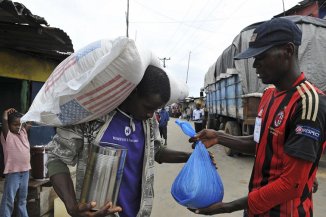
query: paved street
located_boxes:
[152,118,326,217]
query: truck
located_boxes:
[204,16,326,156]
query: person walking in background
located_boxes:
[192,103,204,133]
[0,108,31,217]
[189,18,326,217]
[186,107,191,121]
[159,107,170,146]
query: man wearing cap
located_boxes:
[189,17,326,216]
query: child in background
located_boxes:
[0,108,31,217]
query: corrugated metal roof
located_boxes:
[0,0,74,61]
[274,0,326,18]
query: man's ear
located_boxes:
[284,42,295,58]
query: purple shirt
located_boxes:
[101,110,145,217]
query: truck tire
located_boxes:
[224,121,241,156]
[207,118,217,130]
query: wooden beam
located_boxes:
[0,49,58,82]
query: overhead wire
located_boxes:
[164,0,217,58]
[164,2,194,59]
[131,0,219,55]
[131,0,220,61]
[131,0,175,20]
[130,17,232,24]
[171,0,248,93]
[174,0,294,83]
[159,0,196,56]
[129,0,225,88]
[173,0,249,64]
[166,0,224,62]
[130,0,306,94]
[163,0,225,91]
[129,0,300,90]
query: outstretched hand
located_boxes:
[189,129,220,148]
[188,196,247,215]
[188,202,231,215]
[69,201,122,217]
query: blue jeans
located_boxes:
[0,171,29,217]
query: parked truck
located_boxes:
[204,16,326,156]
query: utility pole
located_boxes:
[282,0,285,16]
[159,57,171,68]
[126,0,129,38]
[186,51,191,84]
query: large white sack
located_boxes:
[21,36,188,126]
[21,37,158,126]
[165,70,189,105]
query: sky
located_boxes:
[20,0,300,97]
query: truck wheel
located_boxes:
[224,121,241,157]
[207,118,217,130]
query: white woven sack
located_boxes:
[165,70,189,105]
[21,37,159,126]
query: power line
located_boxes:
[130,18,232,24]
[165,0,223,58]
[164,0,214,57]
[174,0,248,64]
[133,0,179,21]
[133,0,216,56]
[160,0,195,56]
[132,0,216,33]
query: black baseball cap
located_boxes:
[234,18,302,60]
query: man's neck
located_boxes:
[276,67,301,91]
[118,103,130,116]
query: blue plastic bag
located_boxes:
[175,119,197,137]
[171,119,224,209]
